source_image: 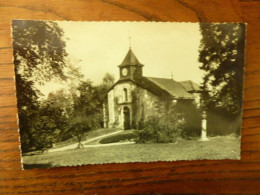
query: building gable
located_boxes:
[179,80,202,92]
[145,77,195,99]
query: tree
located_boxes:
[12,20,68,152]
[67,80,104,147]
[12,20,68,82]
[102,72,115,89]
[98,72,115,102]
[199,23,246,135]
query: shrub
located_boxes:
[136,114,184,144]
[99,132,137,144]
[207,107,242,136]
[175,100,201,139]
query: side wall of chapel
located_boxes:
[131,86,171,129]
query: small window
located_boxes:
[123,88,128,102]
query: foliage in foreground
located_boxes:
[12,20,69,152]
[26,77,113,152]
[136,105,184,143]
[13,20,116,152]
[135,99,202,143]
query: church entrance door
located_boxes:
[123,106,131,130]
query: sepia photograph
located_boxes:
[11,20,246,169]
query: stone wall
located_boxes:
[131,86,169,129]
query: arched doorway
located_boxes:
[123,106,131,130]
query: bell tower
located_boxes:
[118,48,144,81]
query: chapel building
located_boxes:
[104,48,202,130]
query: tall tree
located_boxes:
[199,23,246,135]
[98,72,115,104]
[12,20,68,152]
[67,80,104,147]
[102,72,115,89]
[199,23,246,115]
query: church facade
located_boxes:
[104,48,202,130]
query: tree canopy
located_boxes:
[199,23,246,116]
[12,20,68,82]
[199,23,246,135]
[12,20,69,152]
[12,19,115,152]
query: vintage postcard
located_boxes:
[11,20,246,169]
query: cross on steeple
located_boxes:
[128,34,132,48]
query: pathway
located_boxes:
[48,130,124,153]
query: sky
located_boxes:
[39,21,204,96]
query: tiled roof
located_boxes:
[179,80,202,92]
[146,77,194,99]
[109,77,199,99]
[118,48,144,67]
[134,77,173,97]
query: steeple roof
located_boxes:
[118,48,144,67]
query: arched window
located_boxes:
[123,88,128,102]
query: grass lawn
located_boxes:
[22,135,240,169]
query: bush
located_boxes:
[136,114,184,144]
[207,107,242,136]
[99,132,137,144]
[175,100,201,138]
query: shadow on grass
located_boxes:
[23,163,53,170]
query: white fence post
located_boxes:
[201,111,209,141]
[103,103,108,128]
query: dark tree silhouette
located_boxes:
[12,20,68,152]
[199,23,246,135]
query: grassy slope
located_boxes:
[23,135,240,169]
[53,128,121,148]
